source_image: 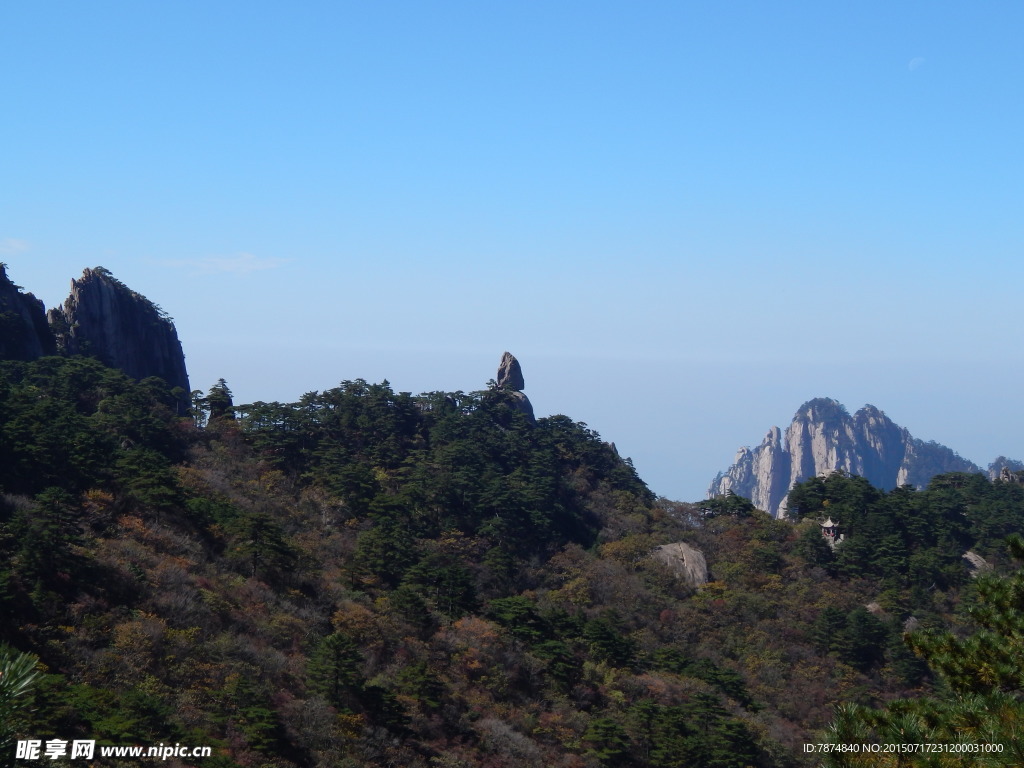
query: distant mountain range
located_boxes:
[5,264,1021,525]
[708,397,1021,517]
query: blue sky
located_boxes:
[3,2,1022,500]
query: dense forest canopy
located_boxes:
[2,355,1024,767]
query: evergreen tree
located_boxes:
[0,647,40,760]
[823,535,1024,766]
[307,633,364,711]
[206,378,234,421]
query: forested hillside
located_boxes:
[2,356,1024,767]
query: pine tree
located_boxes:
[0,646,40,758]
[307,633,364,711]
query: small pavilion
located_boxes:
[819,517,844,547]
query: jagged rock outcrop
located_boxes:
[494,351,534,421]
[989,457,1024,482]
[651,541,708,587]
[708,397,981,518]
[0,264,56,361]
[48,267,190,397]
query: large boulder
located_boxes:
[962,550,993,578]
[506,390,534,421]
[651,541,708,587]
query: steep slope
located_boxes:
[708,398,981,517]
[48,267,190,398]
[0,263,56,361]
[7,353,1024,768]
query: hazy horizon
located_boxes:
[4,2,1022,500]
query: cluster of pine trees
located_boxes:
[2,354,1024,767]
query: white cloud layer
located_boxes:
[908,57,925,71]
[164,253,291,275]
[0,238,30,254]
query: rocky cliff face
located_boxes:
[988,457,1024,481]
[48,267,190,397]
[0,264,56,361]
[708,398,982,517]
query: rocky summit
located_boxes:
[0,266,193,406]
[708,397,982,517]
[496,350,526,391]
[495,351,534,420]
[0,264,56,361]
[47,267,190,399]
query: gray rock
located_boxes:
[651,541,708,587]
[711,427,789,516]
[989,457,1024,482]
[496,351,525,391]
[48,267,190,400]
[708,397,981,518]
[963,550,993,578]
[507,390,535,421]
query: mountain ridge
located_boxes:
[708,397,992,517]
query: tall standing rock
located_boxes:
[494,351,534,421]
[496,351,526,391]
[48,267,190,399]
[708,397,981,517]
[0,264,56,361]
